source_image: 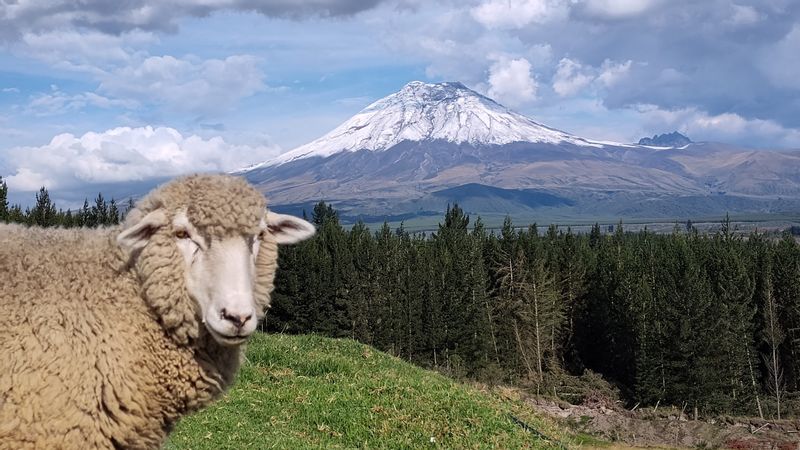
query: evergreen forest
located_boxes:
[269,201,800,420]
[3,176,800,420]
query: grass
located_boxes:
[164,333,573,449]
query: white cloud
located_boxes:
[487,57,538,107]
[725,4,762,27]
[1,126,281,191]
[760,25,800,90]
[635,104,800,148]
[580,0,661,19]
[9,28,266,116]
[471,0,569,30]
[552,58,593,97]
[597,59,632,87]
[552,58,631,97]
[18,30,155,73]
[24,86,137,116]
[0,0,385,40]
[2,87,20,93]
[97,55,265,115]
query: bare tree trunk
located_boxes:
[485,298,499,363]
[763,272,784,420]
[747,344,765,420]
[532,278,543,381]
[771,344,782,420]
[513,319,534,380]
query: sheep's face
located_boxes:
[179,210,315,345]
[118,205,315,347]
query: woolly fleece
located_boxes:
[0,175,281,449]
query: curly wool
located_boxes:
[0,175,278,449]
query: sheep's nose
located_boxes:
[220,308,253,329]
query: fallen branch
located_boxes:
[508,414,567,450]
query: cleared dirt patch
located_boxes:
[525,394,799,449]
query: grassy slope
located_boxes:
[164,333,575,449]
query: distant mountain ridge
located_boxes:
[638,132,693,147]
[240,81,800,223]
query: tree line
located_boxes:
[0,176,127,227]
[4,177,799,419]
[268,201,800,420]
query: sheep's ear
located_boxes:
[117,209,169,252]
[266,211,315,245]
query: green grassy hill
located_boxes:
[164,333,577,449]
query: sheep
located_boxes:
[0,174,315,449]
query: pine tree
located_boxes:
[496,248,534,378]
[0,176,8,222]
[93,193,109,226]
[7,204,24,223]
[663,233,727,416]
[108,198,120,225]
[556,227,588,373]
[347,220,375,343]
[80,198,93,227]
[526,256,561,383]
[760,257,785,419]
[431,203,480,375]
[312,200,338,226]
[62,209,75,228]
[707,218,758,413]
[29,186,57,227]
[772,234,800,392]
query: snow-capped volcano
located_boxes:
[259,81,605,168]
[239,80,800,223]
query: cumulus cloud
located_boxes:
[11,27,267,116]
[578,0,663,20]
[552,58,631,97]
[97,55,265,115]
[471,0,568,30]
[1,126,281,191]
[0,0,385,40]
[725,4,762,27]
[17,30,155,73]
[24,86,137,116]
[760,24,800,90]
[597,59,632,87]
[487,57,538,107]
[635,104,800,148]
[552,58,593,97]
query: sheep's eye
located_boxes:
[257,230,266,240]
[175,229,190,239]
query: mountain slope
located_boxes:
[240,81,800,223]
[165,333,572,449]
[247,81,608,169]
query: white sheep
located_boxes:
[0,174,315,449]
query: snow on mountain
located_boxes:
[247,81,612,169]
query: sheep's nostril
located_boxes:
[220,308,252,329]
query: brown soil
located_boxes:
[525,394,800,449]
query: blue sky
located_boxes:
[1,0,799,204]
